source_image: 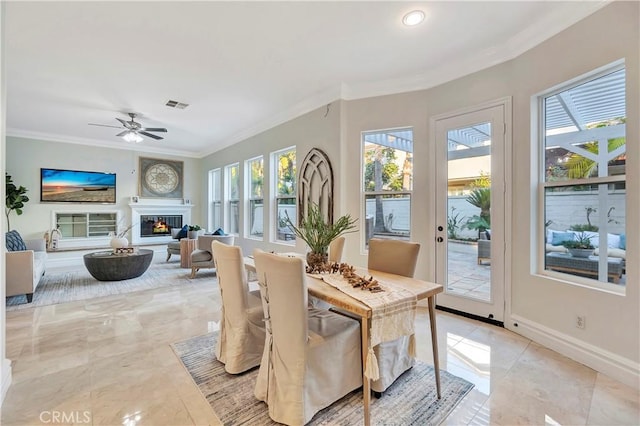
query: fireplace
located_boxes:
[129,201,193,245]
[140,215,183,238]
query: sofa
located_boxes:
[6,230,47,303]
[546,229,626,267]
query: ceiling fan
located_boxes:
[89,113,167,143]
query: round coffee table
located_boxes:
[83,249,154,281]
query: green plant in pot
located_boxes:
[5,173,29,230]
[284,203,357,272]
[561,232,595,258]
[188,225,203,239]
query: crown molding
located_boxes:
[197,85,344,158]
[6,128,200,158]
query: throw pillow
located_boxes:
[6,230,27,251]
[619,233,626,250]
[551,231,574,246]
[213,227,225,235]
[485,229,491,240]
[177,225,189,239]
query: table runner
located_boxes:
[312,271,417,381]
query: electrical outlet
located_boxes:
[576,315,586,329]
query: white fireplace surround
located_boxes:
[129,202,193,245]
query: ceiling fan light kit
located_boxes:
[88,112,167,143]
[122,132,144,143]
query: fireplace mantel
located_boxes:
[129,203,193,245]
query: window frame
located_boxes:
[208,168,221,232]
[245,156,264,240]
[534,61,626,292]
[271,146,296,244]
[224,162,240,235]
[361,127,414,251]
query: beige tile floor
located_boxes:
[2,262,639,425]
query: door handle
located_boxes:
[436,237,444,243]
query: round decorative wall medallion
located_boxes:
[144,163,179,194]
[139,157,184,198]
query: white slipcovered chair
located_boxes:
[191,234,234,278]
[367,238,421,393]
[253,250,362,425]
[211,241,265,374]
[328,236,345,264]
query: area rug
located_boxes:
[172,332,474,425]
[6,260,216,311]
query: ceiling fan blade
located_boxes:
[88,123,122,129]
[139,131,163,140]
[115,117,128,126]
[140,127,167,133]
[116,130,130,137]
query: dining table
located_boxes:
[244,255,444,426]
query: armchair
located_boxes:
[6,231,47,303]
[190,234,234,278]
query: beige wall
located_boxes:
[5,137,202,241]
[202,1,638,384]
[199,101,343,257]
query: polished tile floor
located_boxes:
[2,261,639,425]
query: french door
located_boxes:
[432,100,510,322]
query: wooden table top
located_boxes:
[244,256,443,318]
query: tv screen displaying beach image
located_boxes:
[41,168,116,203]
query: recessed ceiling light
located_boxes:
[402,10,425,27]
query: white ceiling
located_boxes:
[5,1,607,158]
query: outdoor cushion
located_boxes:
[620,234,626,250]
[213,227,225,235]
[6,230,27,251]
[551,231,574,246]
[593,247,626,260]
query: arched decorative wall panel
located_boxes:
[298,148,334,225]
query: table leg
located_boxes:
[361,316,371,426]
[428,296,441,399]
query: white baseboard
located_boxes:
[509,314,639,389]
[1,358,12,404]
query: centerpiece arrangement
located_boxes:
[284,203,358,273]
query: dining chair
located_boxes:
[211,241,265,374]
[328,236,345,263]
[253,250,362,425]
[367,238,421,393]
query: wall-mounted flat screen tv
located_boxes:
[41,168,116,203]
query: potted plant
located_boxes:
[188,225,203,239]
[5,173,29,230]
[284,203,357,272]
[562,232,595,258]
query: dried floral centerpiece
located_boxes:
[284,203,357,273]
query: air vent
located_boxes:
[165,100,189,109]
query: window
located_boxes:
[55,212,117,238]
[246,156,264,239]
[225,163,240,235]
[273,147,296,243]
[539,65,626,288]
[362,128,413,247]
[208,168,221,231]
